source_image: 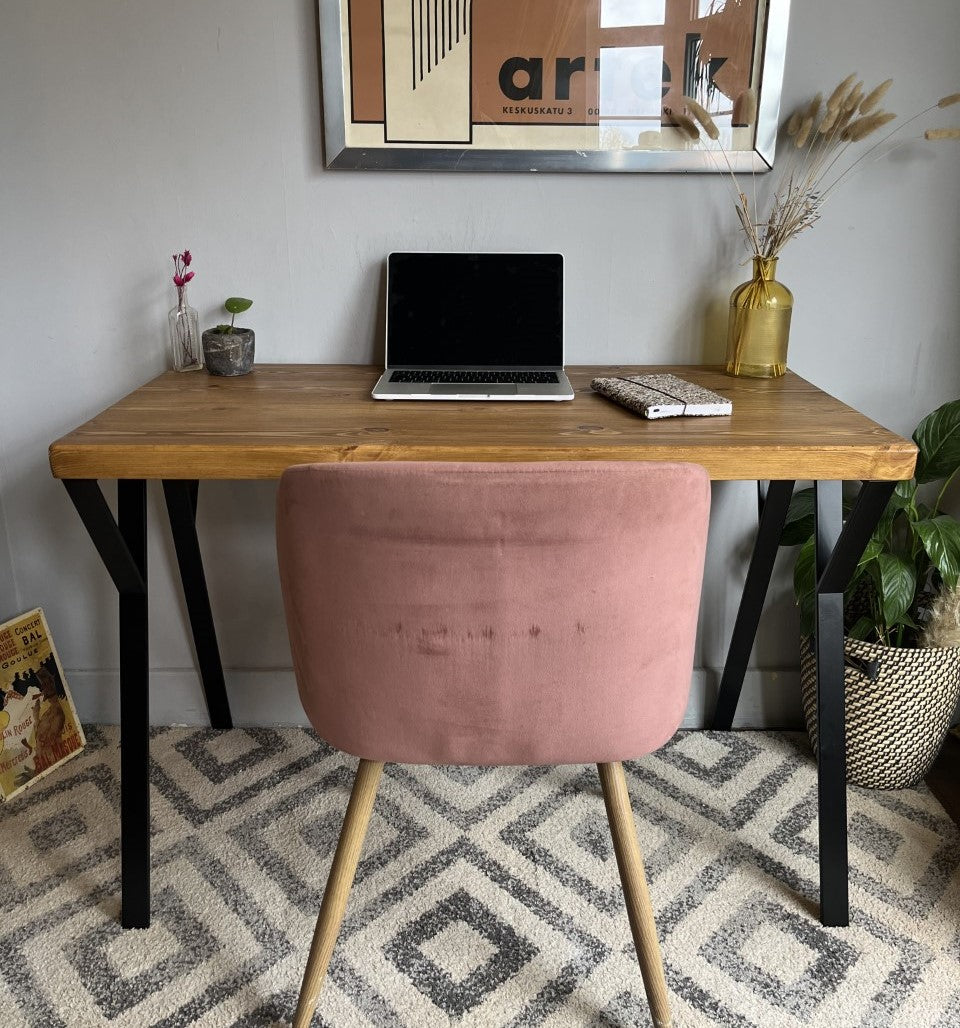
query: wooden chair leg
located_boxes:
[293,758,384,1028]
[597,761,673,1028]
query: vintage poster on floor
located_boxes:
[0,608,85,801]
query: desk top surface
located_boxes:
[48,365,917,482]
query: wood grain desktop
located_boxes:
[49,365,916,483]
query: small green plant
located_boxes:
[783,399,960,646]
[215,297,253,334]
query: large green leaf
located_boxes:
[856,537,883,571]
[872,480,914,540]
[845,539,881,631]
[914,399,960,484]
[914,516,960,590]
[847,616,876,641]
[894,479,915,502]
[781,488,815,546]
[794,536,815,597]
[794,536,816,635]
[873,553,917,629]
[779,487,858,547]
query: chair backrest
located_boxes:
[276,461,710,766]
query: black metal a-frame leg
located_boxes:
[712,480,795,729]
[713,477,895,926]
[63,479,151,929]
[814,479,895,927]
[161,481,232,729]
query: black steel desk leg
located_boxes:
[712,480,795,729]
[63,479,151,929]
[814,481,846,927]
[162,481,233,729]
[814,479,896,927]
[118,480,150,929]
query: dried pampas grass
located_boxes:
[842,112,897,141]
[922,587,960,649]
[818,108,839,135]
[658,72,957,262]
[827,73,858,111]
[805,93,823,121]
[665,107,700,140]
[682,96,720,140]
[860,78,892,114]
[842,81,865,113]
[733,88,757,127]
[725,75,958,259]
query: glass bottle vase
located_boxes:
[725,256,792,378]
[168,288,204,372]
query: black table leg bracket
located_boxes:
[162,481,233,729]
[62,480,145,596]
[712,480,795,730]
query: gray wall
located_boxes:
[2,1,958,727]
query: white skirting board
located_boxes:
[65,667,805,730]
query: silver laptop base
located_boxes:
[372,370,574,401]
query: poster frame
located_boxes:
[319,0,791,172]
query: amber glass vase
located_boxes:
[725,257,793,378]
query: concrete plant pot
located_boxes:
[202,328,255,377]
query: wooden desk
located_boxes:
[51,365,914,480]
[49,365,916,929]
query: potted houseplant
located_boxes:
[782,399,960,788]
[202,297,254,376]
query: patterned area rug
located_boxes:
[1,728,959,1027]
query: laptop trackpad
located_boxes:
[430,383,517,395]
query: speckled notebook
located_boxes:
[590,373,733,419]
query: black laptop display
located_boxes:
[372,252,574,401]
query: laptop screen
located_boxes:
[387,252,563,368]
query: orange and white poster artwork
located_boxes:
[336,0,764,153]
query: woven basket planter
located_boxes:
[799,636,960,789]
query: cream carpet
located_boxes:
[1,728,958,1027]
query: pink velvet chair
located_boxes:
[276,461,711,1028]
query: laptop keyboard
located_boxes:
[390,370,559,384]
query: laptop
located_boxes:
[372,252,575,400]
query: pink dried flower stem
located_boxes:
[171,250,198,366]
[171,251,195,308]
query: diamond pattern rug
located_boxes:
[1,728,959,1027]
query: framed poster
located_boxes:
[319,0,791,172]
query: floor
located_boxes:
[6,727,960,1027]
